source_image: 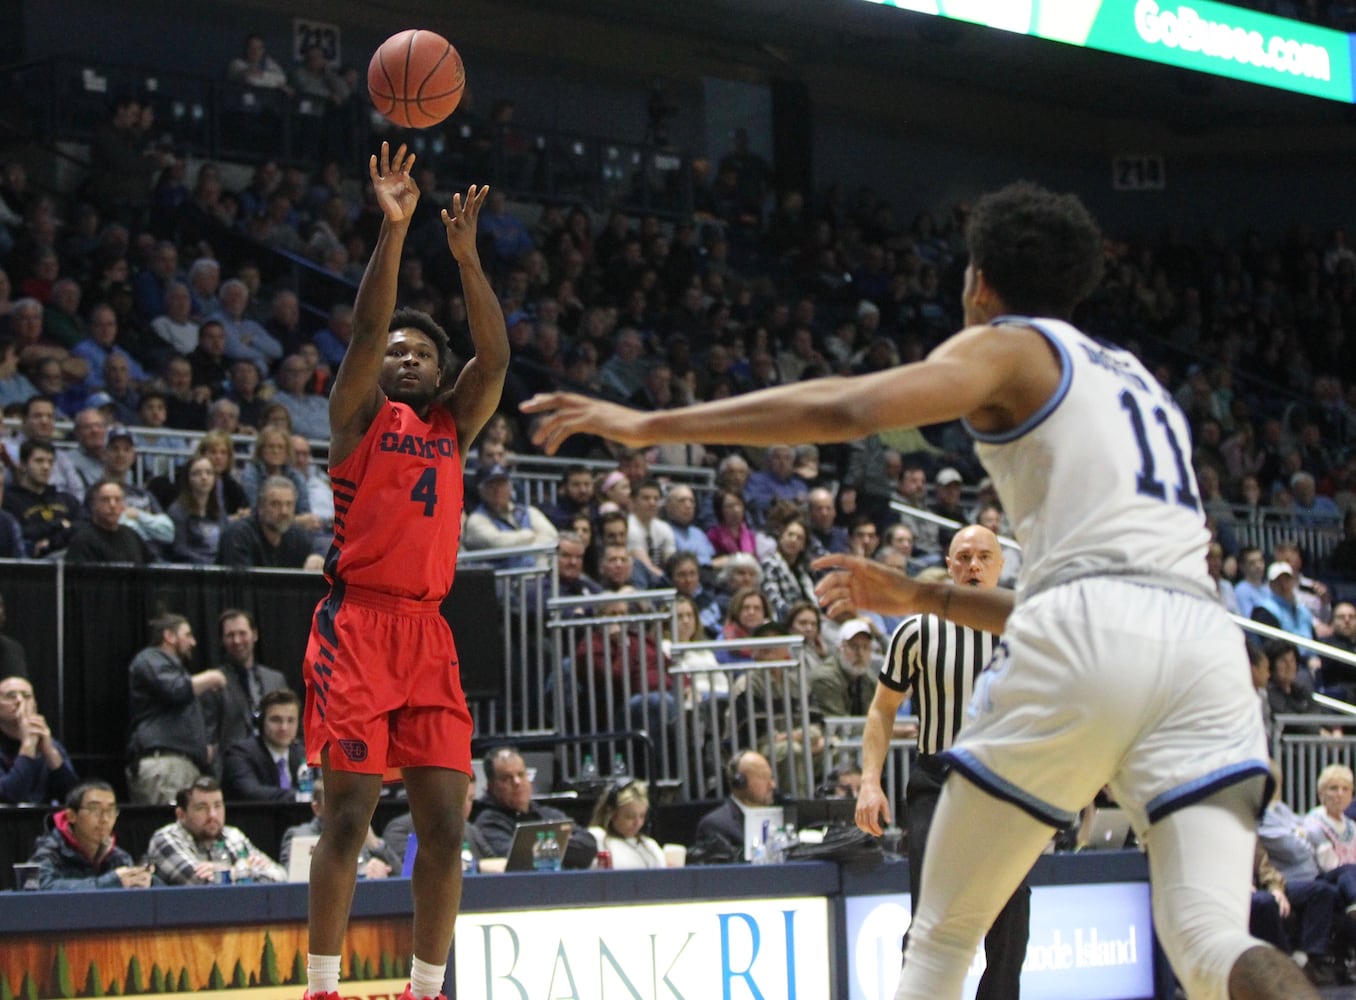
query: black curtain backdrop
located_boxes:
[0,562,502,789]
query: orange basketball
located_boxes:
[367,29,465,129]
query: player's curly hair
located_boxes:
[389,308,454,382]
[964,181,1104,320]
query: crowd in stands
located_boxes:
[2,22,1356,924]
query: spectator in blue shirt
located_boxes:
[71,303,148,392]
[806,486,849,563]
[668,551,721,637]
[312,303,353,369]
[745,444,808,526]
[1254,561,1318,662]
[0,674,79,805]
[1290,472,1341,528]
[1234,547,1271,619]
[272,354,330,442]
[663,484,716,566]
[0,335,36,410]
[133,240,182,325]
[213,279,282,375]
[478,188,535,266]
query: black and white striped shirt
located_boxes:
[882,613,1000,755]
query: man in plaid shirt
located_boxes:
[145,776,285,885]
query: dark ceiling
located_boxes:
[503,0,1356,140]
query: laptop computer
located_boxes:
[504,819,574,871]
[1082,807,1134,850]
[287,833,321,882]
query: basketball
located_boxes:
[367,29,466,129]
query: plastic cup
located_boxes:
[12,863,40,891]
[663,843,687,868]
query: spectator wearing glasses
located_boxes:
[0,674,79,805]
[474,746,597,869]
[27,780,158,890]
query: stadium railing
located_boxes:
[819,715,920,810]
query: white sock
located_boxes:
[409,957,446,1000]
[306,954,341,996]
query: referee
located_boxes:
[855,524,1030,998]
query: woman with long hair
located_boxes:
[784,600,834,674]
[239,425,312,513]
[192,429,250,518]
[759,515,816,621]
[587,779,665,870]
[258,402,295,436]
[167,455,227,563]
[666,594,726,706]
[719,586,771,664]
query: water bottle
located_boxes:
[461,839,477,874]
[612,752,628,779]
[232,847,253,885]
[532,831,563,872]
[750,820,771,865]
[580,754,598,781]
[296,766,314,803]
[210,839,233,884]
[401,832,419,878]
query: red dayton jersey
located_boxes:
[326,400,463,601]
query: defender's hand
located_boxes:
[521,392,648,454]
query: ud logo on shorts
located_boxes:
[338,739,369,762]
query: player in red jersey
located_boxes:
[301,142,507,1000]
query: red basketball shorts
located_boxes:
[303,583,473,780]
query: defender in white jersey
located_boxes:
[523,182,1309,999]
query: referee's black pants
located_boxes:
[903,753,1032,999]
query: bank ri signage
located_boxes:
[456,897,830,999]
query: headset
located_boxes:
[727,751,750,790]
[605,777,638,809]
